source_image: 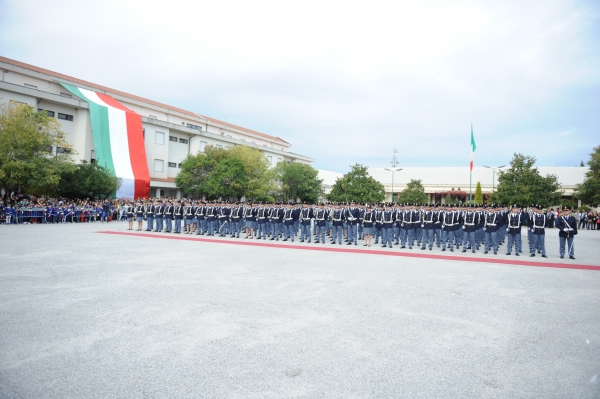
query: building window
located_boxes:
[267,156,272,164]
[179,138,188,144]
[169,136,178,142]
[169,190,177,197]
[38,109,55,117]
[216,144,223,149]
[154,159,164,172]
[142,128,145,139]
[186,123,202,131]
[277,158,282,164]
[226,135,232,138]
[177,163,183,168]
[155,132,165,145]
[56,147,71,154]
[199,141,207,152]
[91,150,96,163]
[168,162,177,168]
[59,92,72,98]
[57,113,73,121]
[24,83,37,89]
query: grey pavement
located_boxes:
[1,222,599,398]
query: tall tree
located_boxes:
[474,181,483,204]
[275,161,323,202]
[496,153,562,207]
[397,179,428,204]
[175,145,275,201]
[0,102,74,196]
[328,164,385,203]
[575,145,600,206]
[58,161,120,199]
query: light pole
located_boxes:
[483,165,505,193]
[385,149,402,203]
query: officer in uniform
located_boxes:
[269,203,283,240]
[164,200,173,233]
[421,204,436,250]
[195,201,205,235]
[345,201,359,245]
[229,202,242,238]
[300,203,314,243]
[528,205,547,257]
[282,203,296,242]
[483,205,500,255]
[313,203,328,244]
[462,204,480,253]
[330,203,345,245]
[154,200,164,232]
[400,204,414,249]
[381,204,394,248]
[243,202,256,239]
[256,203,268,239]
[135,201,145,231]
[173,200,183,233]
[505,204,528,256]
[555,207,577,259]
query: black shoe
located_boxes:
[450,249,453,252]
[347,242,352,245]
[542,254,547,258]
[382,245,387,248]
[442,248,446,251]
[515,253,519,256]
[569,256,575,260]
[530,254,535,257]
[429,248,432,251]
[300,240,304,243]
[421,247,426,250]
[506,253,511,255]
[560,256,564,259]
[339,242,341,245]
[472,250,476,253]
[484,251,488,254]
[331,242,335,245]
[494,252,497,255]
[462,249,466,253]
[401,246,405,249]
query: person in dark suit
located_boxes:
[555,207,577,259]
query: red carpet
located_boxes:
[98,231,600,272]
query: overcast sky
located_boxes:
[1,0,599,173]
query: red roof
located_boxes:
[0,55,288,145]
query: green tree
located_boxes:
[575,145,600,206]
[58,161,120,199]
[175,145,275,201]
[445,193,453,204]
[0,102,74,196]
[474,181,483,204]
[496,153,562,207]
[397,179,428,204]
[328,164,385,203]
[275,161,323,202]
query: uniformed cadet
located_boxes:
[243,203,256,239]
[256,203,269,239]
[173,200,183,233]
[164,200,173,233]
[269,203,283,240]
[400,204,414,249]
[528,205,547,257]
[462,204,480,253]
[421,204,436,250]
[312,203,327,244]
[441,205,459,252]
[300,203,314,243]
[483,205,500,255]
[373,205,383,244]
[145,201,154,231]
[154,200,164,232]
[345,201,359,245]
[381,204,394,248]
[330,203,345,245]
[505,204,529,256]
[135,201,145,231]
[357,204,365,240]
[555,207,577,259]
[126,201,135,230]
[362,205,374,247]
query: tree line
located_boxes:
[0,102,119,199]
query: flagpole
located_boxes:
[469,123,473,202]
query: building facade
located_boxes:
[319,166,589,204]
[0,56,313,198]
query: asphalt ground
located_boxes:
[1,221,599,398]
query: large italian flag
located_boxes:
[470,124,476,171]
[61,83,150,199]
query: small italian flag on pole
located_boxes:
[469,123,476,201]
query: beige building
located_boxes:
[0,56,313,198]
[319,166,589,203]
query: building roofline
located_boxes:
[0,55,288,145]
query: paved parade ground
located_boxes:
[1,222,600,398]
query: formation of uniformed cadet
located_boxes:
[127,199,579,260]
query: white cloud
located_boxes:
[1,0,599,172]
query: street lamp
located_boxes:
[385,149,402,203]
[483,165,505,193]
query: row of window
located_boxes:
[38,108,74,121]
[154,132,189,145]
[153,159,184,172]
[169,136,188,144]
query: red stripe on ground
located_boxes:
[96,93,150,199]
[97,231,600,271]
